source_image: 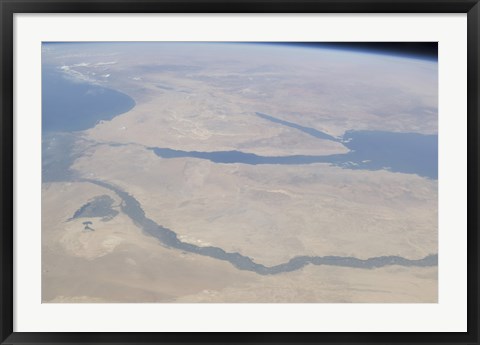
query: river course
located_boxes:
[79,178,438,275]
[43,67,438,274]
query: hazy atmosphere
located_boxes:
[42,42,438,303]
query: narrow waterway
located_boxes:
[83,178,438,275]
[150,112,437,179]
[42,65,438,274]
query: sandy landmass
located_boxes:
[177,265,438,303]
[71,144,437,267]
[43,182,436,303]
[42,182,257,303]
[42,43,438,303]
[43,43,438,138]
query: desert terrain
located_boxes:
[42,42,438,302]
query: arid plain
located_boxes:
[42,43,438,302]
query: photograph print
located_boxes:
[42,42,438,303]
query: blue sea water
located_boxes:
[41,50,438,273]
[151,128,438,179]
[42,64,437,179]
[338,130,437,179]
[42,65,135,133]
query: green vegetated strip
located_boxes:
[82,178,438,275]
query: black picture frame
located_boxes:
[1,1,479,344]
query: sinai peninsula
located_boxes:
[42,42,438,303]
